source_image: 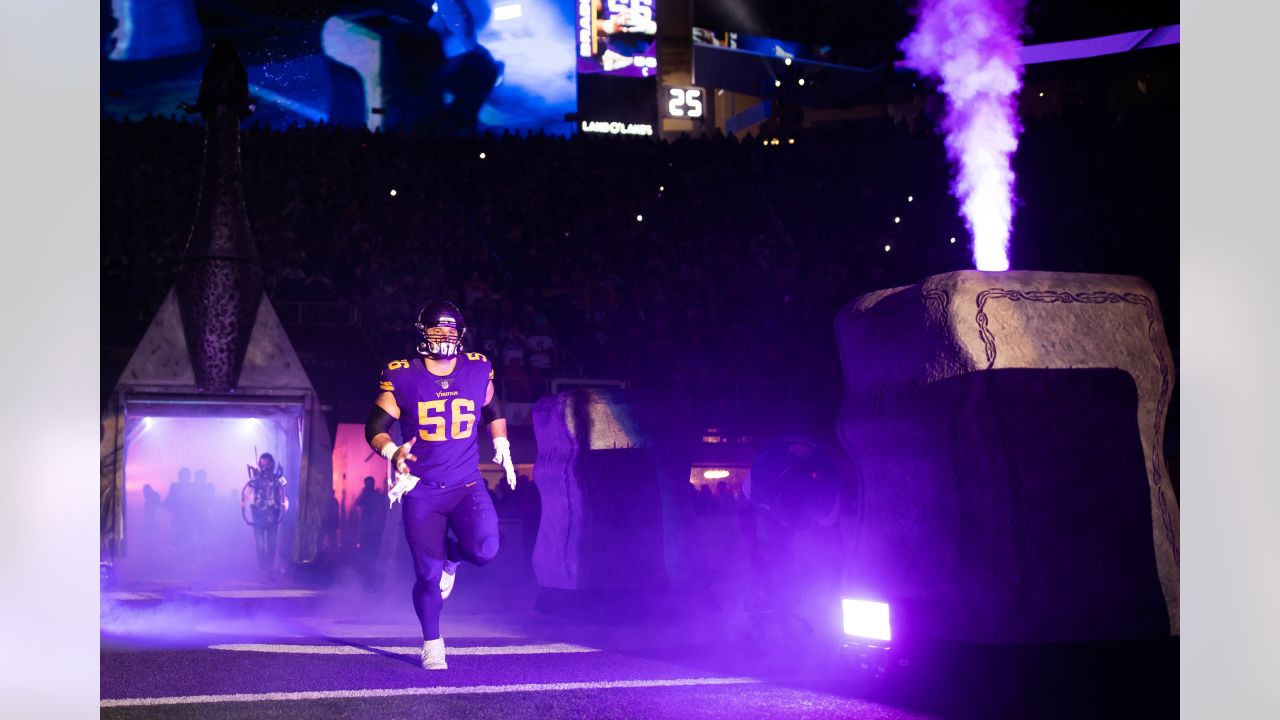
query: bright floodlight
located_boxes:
[894,216,900,224]
[884,244,891,252]
[479,152,486,159]
[774,80,781,87]
[842,599,891,641]
[389,189,397,197]
[784,57,792,66]
[703,469,730,479]
[636,214,643,222]
[798,78,805,86]
[493,4,523,21]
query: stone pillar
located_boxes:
[175,43,264,394]
[531,388,699,591]
[835,270,1178,643]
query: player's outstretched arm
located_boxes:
[482,380,516,489]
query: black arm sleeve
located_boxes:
[365,405,396,446]
[481,395,505,424]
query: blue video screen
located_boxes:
[101,0,577,135]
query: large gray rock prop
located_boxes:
[531,389,698,590]
[836,270,1178,643]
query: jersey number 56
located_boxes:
[417,399,476,441]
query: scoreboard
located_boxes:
[663,86,706,120]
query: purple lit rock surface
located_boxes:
[531,389,697,591]
[175,46,263,394]
[835,270,1178,643]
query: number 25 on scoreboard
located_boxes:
[667,87,704,119]
[418,399,477,441]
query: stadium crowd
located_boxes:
[102,79,1177,398]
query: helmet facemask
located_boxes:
[416,323,464,360]
[414,301,467,360]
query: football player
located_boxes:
[365,300,517,670]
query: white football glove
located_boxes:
[492,436,517,490]
[388,470,420,507]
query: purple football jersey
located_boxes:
[378,352,494,484]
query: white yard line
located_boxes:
[101,676,763,708]
[102,592,165,601]
[208,642,600,656]
[195,589,325,599]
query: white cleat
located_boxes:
[422,638,447,670]
[440,561,459,600]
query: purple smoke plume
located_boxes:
[901,0,1027,271]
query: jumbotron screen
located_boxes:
[577,0,658,78]
[101,0,578,136]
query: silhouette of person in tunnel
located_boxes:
[164,467,196,557]
[355,476,388,590]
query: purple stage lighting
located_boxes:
[842,599,892,642]
[901,0,1027,271]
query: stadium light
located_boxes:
[950,237,957,244]
[389,189,397,197]
[784,57,792,66]
[884,244,891,252]
[798,78,805,86]
[842,599,892,641]
[636,214,643,222]
[774,80,781,88]
[894,216,900,224]
[479,152,486,159]
[907,195,913,202]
